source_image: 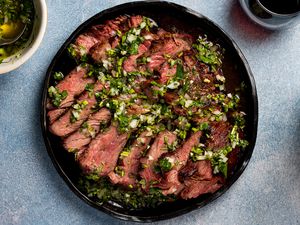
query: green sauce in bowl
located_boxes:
[0,0,35,62]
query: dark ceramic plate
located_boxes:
[41,1,258,222]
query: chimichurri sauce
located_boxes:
[0,0,35,62]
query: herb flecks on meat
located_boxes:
[47,15,249,208]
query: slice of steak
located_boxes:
[108,131,152,187]
[78,125,129,176]
[164,92,178,104]
[158,131,202,195]
[179,160,223,199]
[49,82,103,137]
[180,176,223,199]
[183,52,197,70]
[150,36,191,56]
[145,32,192,72]
[63,108,111,152]
[106,15,129,32]
[72,15,129,57]
[47,108,68,124]
[158,62,177,84]
[123,40,152,72]
[139,130,177,190]
[208,121,231,151]
[74,34,99,55]
[47,66,94,110]
[180,160,213,180]
[90,41,112,63]
[128,15,143,28]
[147,53,165,71]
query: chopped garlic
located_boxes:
[216,74,225,82]
[129,119,139,129]
[102,60,111,70]
[127,34,137,43]
[184,100,194,108]
[213,110,221,115]
[167,81,180,89]
[140,22,146,29]
[165,157,175,164]
[144,34,153,40]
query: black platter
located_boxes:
[41,1,258,222]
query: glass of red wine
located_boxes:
[239,0,300,29]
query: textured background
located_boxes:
[1,0,300,224]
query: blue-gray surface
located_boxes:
[1,0,300,224]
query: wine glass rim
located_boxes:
[256,0,300,17]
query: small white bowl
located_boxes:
[0,0,48,74]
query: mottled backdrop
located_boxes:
[0,0,300,225]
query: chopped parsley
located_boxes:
[53,72,64,81]
[193,35,223,71]
[48,86,68,107]
[70,100,89,123]
[157,158,173,173]
[79,176,175,209]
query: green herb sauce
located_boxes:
[0,0,35,62]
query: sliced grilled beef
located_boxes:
[49,82,103,137]
[183,53,197,70]
[123,40,152,72]
[150,36,191,56]
[46,15,245,205]
[63,108,111,152]
[47,66,93,110]
[129,15,143,28]
[186,63,217,98]
[147,53,165,71]
[145,33,192,72]
[208,121,231,151]
[47,108,68,124]
[158,131,202,195]
[180,177,223,199]
[74,34,98,55]
[164,92,178,104]
[108,131,152,187]
[180,160,213,180]
[90,41,112,63]
[106,15,129,31]
[72,15,129,57]
[78,125,129,176]
[139,130,177,190]
[179,160,223,199]
[158,62,177,84]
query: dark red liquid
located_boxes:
[258,0,300,14]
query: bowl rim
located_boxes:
[239,0,295,29]
[0,0,48,74]
[41,0,258,222]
